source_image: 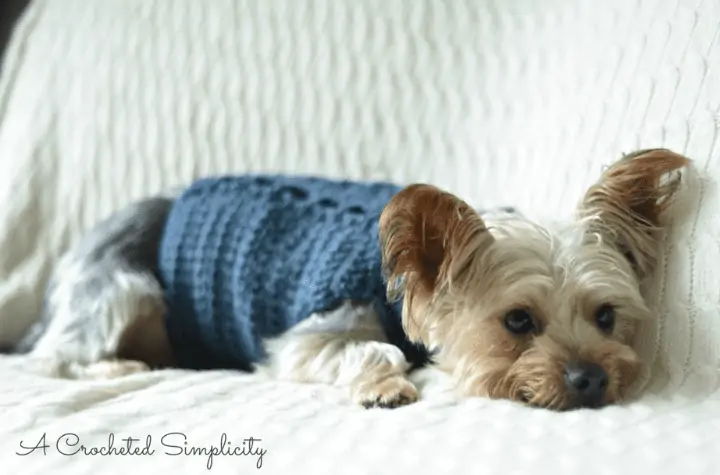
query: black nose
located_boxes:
[563,362,608,408]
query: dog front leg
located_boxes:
[258,302,418,409]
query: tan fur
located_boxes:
[378,149,690,410]
[117,302,176,369]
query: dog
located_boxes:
[5,148,689,411]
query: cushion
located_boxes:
[0,0,718,473]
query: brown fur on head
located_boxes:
[379,149,690,410]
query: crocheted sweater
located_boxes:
[157,174,430,371]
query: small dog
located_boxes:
[6,149,689,411]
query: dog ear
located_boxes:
[378,184,494,341]
[577,148,691,279]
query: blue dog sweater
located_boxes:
[157,174,430,371]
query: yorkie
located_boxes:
[6,149,689,410]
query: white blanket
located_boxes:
[0,0,719,473]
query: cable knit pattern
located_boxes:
[0,0,719,474]
[157,174,424,370]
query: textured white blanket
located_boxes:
[0,0,719,473]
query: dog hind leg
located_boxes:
[17,196,176,380]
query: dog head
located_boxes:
[379,149,690,410]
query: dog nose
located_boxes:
[563,362,608,408]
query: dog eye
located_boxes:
[503,309,536,335]
[595,304,615,333]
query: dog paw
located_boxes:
[353,376,419,409]
[105,360,151,377]
[66,360,150,380]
